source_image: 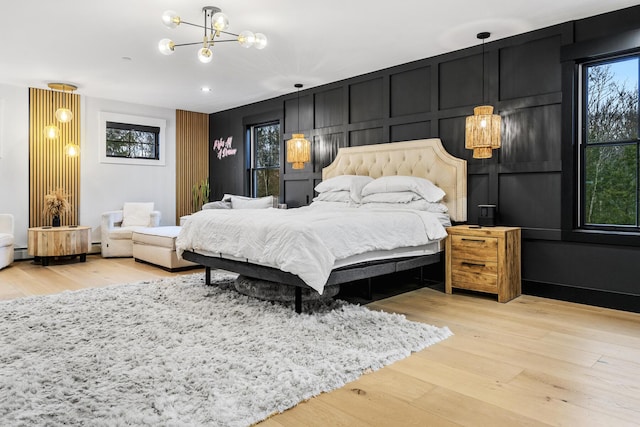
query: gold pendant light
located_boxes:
[286,84,311,169]
[465,32,501,159]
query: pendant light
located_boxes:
[286,84,311,169]
[465,32,501,159]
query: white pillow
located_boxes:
[231,195,274,209]
[121,202,154,227]
[202,201,231,210]
[359,199,448,213]
[313,191,352,203]
[314,175,373,203]
[361,176,446,203]
[361,192,420,204]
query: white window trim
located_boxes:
[99,111,166,166]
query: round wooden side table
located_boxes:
[27,225,91,266]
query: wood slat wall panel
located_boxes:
[176,110,209,223]
[29,88,80,227]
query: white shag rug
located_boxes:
[0,272,452,427]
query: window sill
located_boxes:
[562,228,640,247]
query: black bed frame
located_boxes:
[181,250,441,313]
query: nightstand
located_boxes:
[445,225,521,302]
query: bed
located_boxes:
[178,138,467,312]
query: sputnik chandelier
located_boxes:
[158,6,267,63]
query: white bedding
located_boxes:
[176,206,448,294]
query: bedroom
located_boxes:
[1,1,640,425]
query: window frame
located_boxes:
[561,29,640,246]
[247,121,281,198]
[578,56,640,232]
[99,112,166,166]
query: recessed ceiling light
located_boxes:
[201,87,212,92]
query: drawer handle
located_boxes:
[461,238,486,243]
[462,261,486,268]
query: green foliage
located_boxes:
[192,179,210,213]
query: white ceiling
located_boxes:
[2,0,638,114]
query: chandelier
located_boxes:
[158,6,267,63]
[43,83,77,140]
[465,32,501,159]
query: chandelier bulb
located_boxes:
[161,10,181,28]
[211,12,229,32]
[55,108,73,123]
[158,39,175,55]
[43,125,60,140]
[254,33,267,50]
[238,30,255,48]
[198,47,213,63]
[64,143,80,158]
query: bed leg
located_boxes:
[295,287,302,314]
[420,266,424,285]
[205,267,211,286]
[366,278,373,300]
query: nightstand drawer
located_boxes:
[450,235,498,262]
[451,258,498,293]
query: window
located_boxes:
[99,112,166,166]
[580,55,639,230]
[248,122,280,198]
[106,122,159,160]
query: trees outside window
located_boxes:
[249,122,280,198]
[106,122,160,160]
[582,56,639,229]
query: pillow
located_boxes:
[361,176,446,203]
[121,202,154,227]
[314,175,373,203]
[359,199,448,213]
[360,191,421,204]
[202,201,231,210]
[313,191,352,203]
[230,195,274,209]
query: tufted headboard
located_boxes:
[322,138,467,222]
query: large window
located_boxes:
[581,55,639,230]
[249,122,280,198]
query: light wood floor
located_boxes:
[1,256,639,426]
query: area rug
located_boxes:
[0,272,452,426]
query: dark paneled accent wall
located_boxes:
[210,5,640,311]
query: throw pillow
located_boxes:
[121,202,154,227]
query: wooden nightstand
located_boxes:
[445,225,521,302]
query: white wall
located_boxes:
[0,84,29,249]
[0,84,177,252]
[82,97,176,243]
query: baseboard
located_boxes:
[523,280,640,313]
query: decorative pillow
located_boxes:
[361,176,446,203]
[230,195,275,209]
[360,191,421,204]
[121,202,154,227]
[313,191,352,203]
[202,201,231,210]
[359,199,449,213]
[314,175,373,202]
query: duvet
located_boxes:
[176,206,448,294]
